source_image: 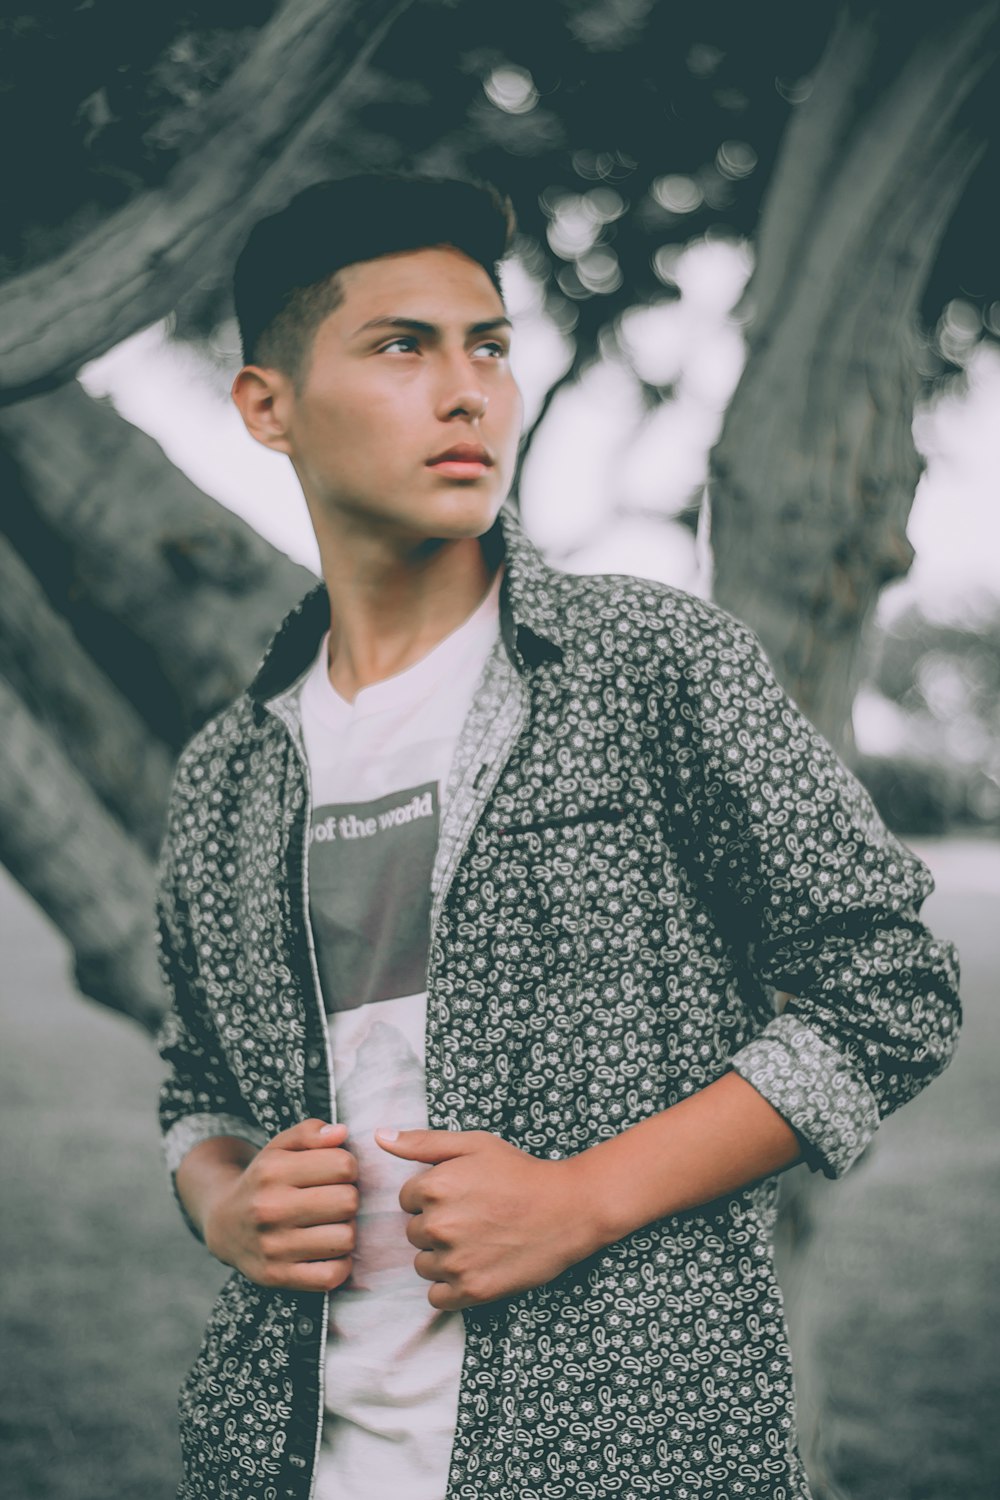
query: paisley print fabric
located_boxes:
[156,503,960,1499]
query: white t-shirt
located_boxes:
[298,573,502,1500]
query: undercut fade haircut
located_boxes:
[233,172,517,384]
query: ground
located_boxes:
[0,840,997,1499]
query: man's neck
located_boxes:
[316,524,499,704]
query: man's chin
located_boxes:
[402,484,508,541]
[321,483,509,547]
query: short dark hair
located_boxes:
[233,172,517,381]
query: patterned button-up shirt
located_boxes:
[156,503,960,1500]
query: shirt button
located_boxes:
[306,1050,322,1070]
[296,1315,314,1338]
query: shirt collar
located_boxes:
[247,501,564,711]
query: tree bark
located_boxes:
[0,386,316,1030]
[0,675,164,1031]
[0,534,177,854]
[0,0,415,403]
[708,12,997,1494]
[0,382,313,745]
[710,2,997,752]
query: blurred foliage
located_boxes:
[859,607,1000,834]
[3,2,998,834]
[2,0,997,391]
[0,1,278,273]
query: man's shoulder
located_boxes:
[177,693,258,772]
[544,566,761,668]
[165,692,276,832]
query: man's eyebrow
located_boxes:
[352,315,513,339]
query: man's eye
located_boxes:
[474,341,507,359]
[380,336,418,353]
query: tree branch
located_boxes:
[0,534,175,855]
[710,5,998,747]
[0,676,164,1032]
[0,0,416,401]
[512,354,586,500]
[0,382,313,743]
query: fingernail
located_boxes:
[318,1123,340,1137]
[375,1127,400,1142]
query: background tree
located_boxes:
[1,0,996,1025]
[858,603,1000,832]
[2,9,996,1493]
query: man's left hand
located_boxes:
[374,1127,597,1310]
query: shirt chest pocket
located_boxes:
[471,802,641,976]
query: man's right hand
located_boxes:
[176,1118,358,1293]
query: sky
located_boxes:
[80,242,1000,633]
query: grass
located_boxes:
[1,841,997,1499]
[0,873,224,1500]
[805,846,1000,1500]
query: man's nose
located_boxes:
[446,388,489,419]
[434,354,490,420]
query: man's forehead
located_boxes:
[336,245,504,320]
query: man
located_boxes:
[156,172,961,1500]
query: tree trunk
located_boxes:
[709,11,997,1492]
[0,675,164,1031]
[0,534,175,854]
[710,2,997,751]
[0,386,314,1029]
[0,383,312,745]
[0,0,415,403]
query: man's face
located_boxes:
[273,245,523,543]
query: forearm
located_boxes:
[175,1134,259,1246]
[572,1071,802,1251]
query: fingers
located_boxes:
[252,1145,358,1192]
[398,1166,435,1215]
[261,1254,355,1295]
[293,1255,355,1294]
[267,1220,357,1262]
[258,1121,359,1191]
[413,1248,441,1282]
[267,1118,347,1152]
[282,1149,359,1188]
[405,1213,439,1250]
[285,1183,360,1229]
[244,1177,358,1234]
[246,1221,357,1292]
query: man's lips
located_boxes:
[426,443,494,467]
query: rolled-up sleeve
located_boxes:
[669,610,962,1178]
[155,746,267,1232]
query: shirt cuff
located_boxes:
[729,1012,880,1178]
[163,1111,269,1176]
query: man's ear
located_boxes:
[231,364,295,454]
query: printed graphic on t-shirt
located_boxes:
[330,1008,429,1291]
[308,781,438,1014]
